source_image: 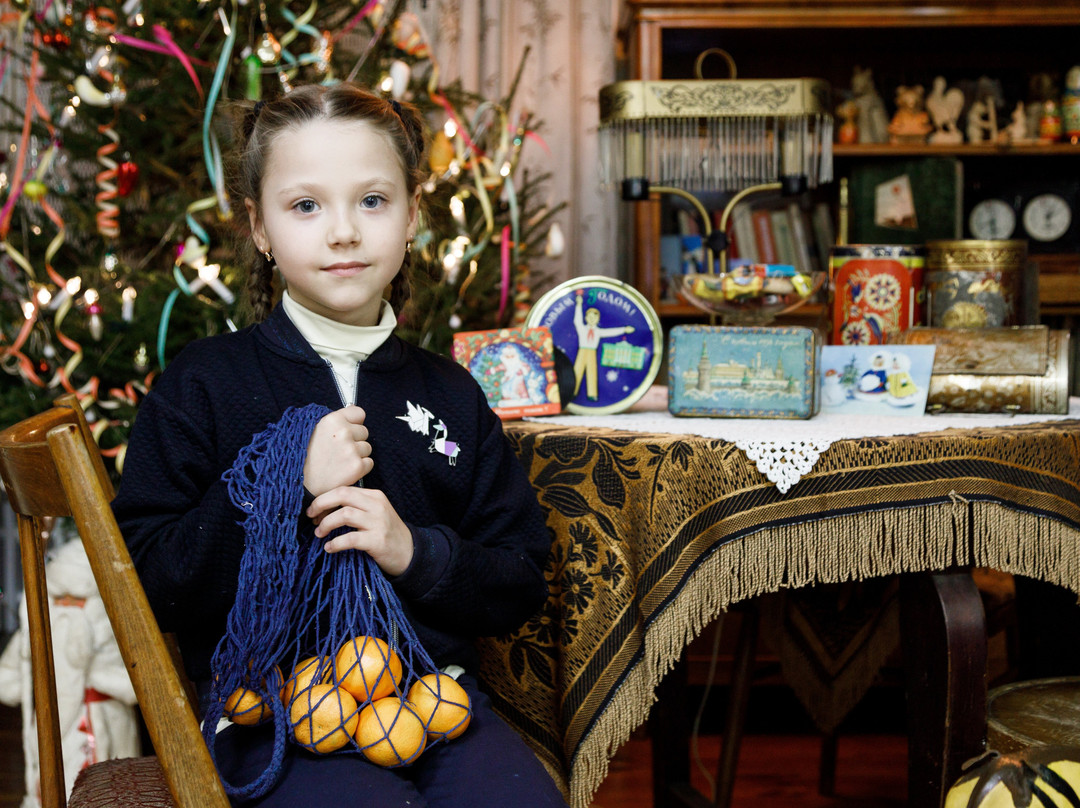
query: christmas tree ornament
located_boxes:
[108,73,128,106]
[312,30,333,75]
[121,286,136,322]
[83,289,104,341]
[22,180,47,202]
[49,276,82,311]
[389,59,410,99]
[116,160,139,196]
[43,30,71,49]
[391,13,429,58]
[94,123,120,239]
[256,31,281,64]
[544,223,565,258]
[133,342,149,373]
[84,7,118,35]
[429,130,454,175]
[74,75,113,107]
[242,52,262,100]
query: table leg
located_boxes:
[900,571,987,808]
[651,647,714,808]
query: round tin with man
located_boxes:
[526,276,663,414]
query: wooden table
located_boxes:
[476,414,1080,808]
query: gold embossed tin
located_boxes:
[925,240,1028,328]
[894,325,1070,414]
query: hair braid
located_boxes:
[247,256,275,322]
[389,249,412,313]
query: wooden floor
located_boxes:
[0,701,907,808]
[590,729,907,808]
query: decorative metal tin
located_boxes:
[894,325,1071,414]
[829,244,925,346]
[525,276,663,415]
[925,239,1027,328]
[667,325,820,419]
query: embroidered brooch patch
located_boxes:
[396,401,461,466]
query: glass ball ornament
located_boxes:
[255,32,282,65]
[22,180,48,202]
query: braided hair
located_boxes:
[231,85,429,323]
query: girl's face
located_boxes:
[246,118,420,327]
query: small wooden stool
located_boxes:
[987,676,1080,754]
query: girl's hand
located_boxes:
[307,487,413,576]
[303,406,373,498]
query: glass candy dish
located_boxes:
[678,264,826,325]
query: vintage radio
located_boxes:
[893,325,1070,414]
[668,325,821,419]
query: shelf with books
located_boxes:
[619,0,1080,330]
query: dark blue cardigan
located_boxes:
[112,304,551,693]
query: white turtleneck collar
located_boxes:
[281,290,397,405]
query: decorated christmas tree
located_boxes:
[0,0,563,469]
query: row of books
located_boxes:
[726,199,836,275]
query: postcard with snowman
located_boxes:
[818,345,936,416]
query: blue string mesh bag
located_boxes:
[201,405,472,799]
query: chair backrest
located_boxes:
[0,394,229,808]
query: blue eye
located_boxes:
[361,194,384,209]
[294,199,317,213]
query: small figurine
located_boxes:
[1003,101,1031,144]
[1028,73,1059,139]
[888,85,933,145]
[968,76,1003,143]
[1040,98,1063,142]
[967,99,993,144]
[1062,66,1080,143]
[851,66,889,144]
[926,76,965,144]
[836,99,859,145]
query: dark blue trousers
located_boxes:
[213,674,569,807]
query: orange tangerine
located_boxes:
[406,673,472,740]
[280,655,333,706]
[334,636,402,703]
[289,683,359,754]
[224,665,283,726]
[355,696,427,767]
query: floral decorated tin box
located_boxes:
[668,325,821,419]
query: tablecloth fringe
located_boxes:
[568,500,1080,808]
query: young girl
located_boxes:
[111,84,567,807]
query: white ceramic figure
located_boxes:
[0,540,139,807]
[926,76,965,144]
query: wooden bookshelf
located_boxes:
[619,0,1080,327]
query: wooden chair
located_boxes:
[0,393,229,808]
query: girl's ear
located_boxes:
[245,198,268,253]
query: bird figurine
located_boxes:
[926,76,965,144]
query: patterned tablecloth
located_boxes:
[477,410,1080,808]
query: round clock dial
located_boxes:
[969,199,1016,239]
[1022,193,1072,242]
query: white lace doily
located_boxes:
[525,392,1080,493]
[734,438,833,493]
